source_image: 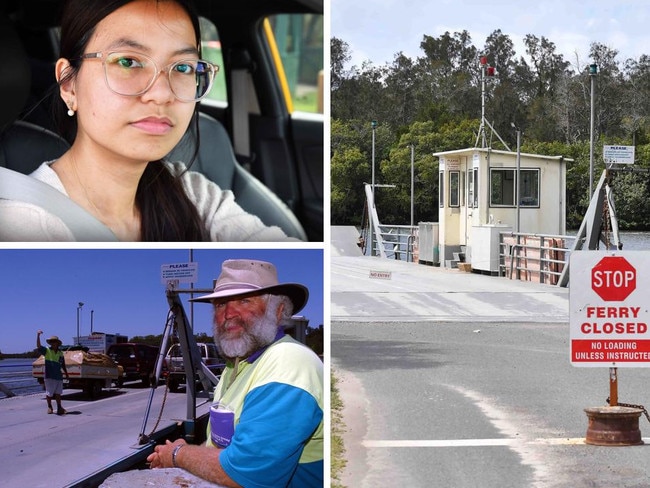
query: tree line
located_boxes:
[331,29,650,229]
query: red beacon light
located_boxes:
[486,66,496,76]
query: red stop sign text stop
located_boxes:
[591,256,636,301]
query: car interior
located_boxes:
[0,0,324,241]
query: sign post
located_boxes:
[570,251,650,445]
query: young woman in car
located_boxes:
[0,0,294,242]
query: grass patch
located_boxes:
[330,371,347,487]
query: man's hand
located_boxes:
[37,330,43,335]
[147,439,187,469]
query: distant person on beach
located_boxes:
[36,330,69,415]
[147,259,323,487]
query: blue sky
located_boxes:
[332,0,650,69]
[0,248,323,353]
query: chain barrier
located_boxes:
[606,397,650,423]
[146,374,170,438]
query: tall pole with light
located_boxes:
[369,120,377,256]
[410,144,415,227]
[589,63,598,198]
[76,302,84,345]
[511,122,521,233]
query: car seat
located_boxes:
[168,113,307,240]
[0,11,307,240]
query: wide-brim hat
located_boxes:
[46,335,62,346]
[190,259,308,314]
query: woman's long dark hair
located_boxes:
[55,0,208,241]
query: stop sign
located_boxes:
[591,256,636,301]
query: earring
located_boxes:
[67,108,75,117]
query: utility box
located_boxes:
[470,225,511,274]
[418,222,439,266]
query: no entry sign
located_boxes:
[570,251,650,367]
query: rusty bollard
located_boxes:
[584,406,643,446]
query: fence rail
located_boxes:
[371,225,419,262]
[499,232,576,286]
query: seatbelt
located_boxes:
[0,166,118,241]
[231,68,251,159]
[230,47,259,165]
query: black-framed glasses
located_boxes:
[79,51,218,102]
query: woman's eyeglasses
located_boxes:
[79,51,218,102]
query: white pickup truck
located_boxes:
[33,348,122,399]
[162,342,225,393]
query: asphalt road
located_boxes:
[333,320,650,488]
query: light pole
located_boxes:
[410,144,415,227]
[370,120,377,256]
[511,122,521,233]
[76,302,84,345]
[589,63,598,198]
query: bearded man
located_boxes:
[148,259,323,488]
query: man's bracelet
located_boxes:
[172,444,184,468]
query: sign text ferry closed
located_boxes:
[570,251,650,367]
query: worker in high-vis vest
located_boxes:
[36,330,70,415]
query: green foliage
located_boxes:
[331,30,650,230]
[330,372,347,487]
[306,325,324,355]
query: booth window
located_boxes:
[449,171,460,207]
[490,168,539,207]
[519,169,540,207]
[468,168,478,208]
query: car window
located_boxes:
[200,17,227,107]
[113,346,134,359]
[168,344,182,358]
[206,344,218,359]
[266,13,323,115]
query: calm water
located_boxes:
[0,358,41,398]
[611,231,650,250]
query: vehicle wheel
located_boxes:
[84,381,102,399]
[168,379,179,393]
[141,375,151,387]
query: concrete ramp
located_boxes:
[331,226,364,257]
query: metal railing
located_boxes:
[499,232,576,286]
[370,224,419,262]
[0,366,39,398]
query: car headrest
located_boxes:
[0,12,31,131]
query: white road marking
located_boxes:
[363,437,614,448]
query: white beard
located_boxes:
[213,304,279,359]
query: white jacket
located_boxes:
[0,161,293,242]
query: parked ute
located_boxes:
[163,342,225,393]
[107,343,159,387]
[33,348,122,399]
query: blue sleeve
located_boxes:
[220,383,322,488]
